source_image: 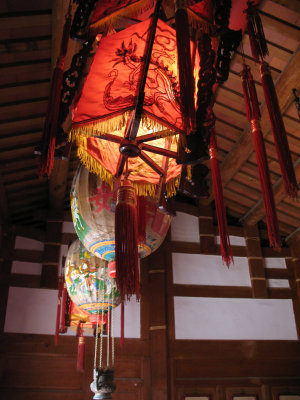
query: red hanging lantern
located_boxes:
[70,15,204,197]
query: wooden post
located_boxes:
[198,204,216,254]
[0,224,15,334]
[40,212,63,289]
[244,223,268,298]
[146,239,170,400]
[287,234,300,339]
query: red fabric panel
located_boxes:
[91,0,153,24]
[72,18,189,133]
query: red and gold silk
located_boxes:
[71,18,199,196]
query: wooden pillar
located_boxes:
[146,239,170,400]
[0,224,15,334]
[287,234,300,339]
[261,384,272,400]
[198,204,216,254]
[40,212,63,289]
[244,223,268,298]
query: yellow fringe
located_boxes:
[187,165,192,181]
[77,144,115,190]
[166,176,180,198]
[89,0,154,35]
[70,112,178,142]
[76,140,180,199]
[187,9,215,35]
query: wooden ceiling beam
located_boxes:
[205,44,300,205]
[268,0,300,15]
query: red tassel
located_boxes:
[120,301,125,347]
[251,120,281,248]
[115,181,140,300]
[241,64,281,248]
[245,1,268,62]
[260,62,298,199]
[59,283,68,333]
[137,196,146,244]
[77,323,85,372]
[38,7,72,177]
[174,1,195,133]
[209,130,233,267]
[55,275,63,345]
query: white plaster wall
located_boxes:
[62,221,76,234]
[216,235,246,246]
[174,297,298,340]
[112,296,140,338]
[15,236,44,251]
[264,257,286,268]
[267,279,290,288]
[59,244,69,275]
[171,212,199,242]
[4,287,57,334]
[11,260,42,276]
[4,287,140,338]
[172,254,251,287]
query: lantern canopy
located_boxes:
[71,17,200,197]
[71,165,172,261]
[89,0,155,33]
[65,239,121,318]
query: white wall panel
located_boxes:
[62,221,76,234]
[15,236,44,251]
[171,212,199,242]
[267,279,290,288]
[11,261,42,276]
[4,287,140,338]
[59,244,69,275]
[4,287,57,334]
[264,257,286,269]
[112,296,140,338]
[216,235,246,246]
[172,254,251,287]
[174,297,297,340]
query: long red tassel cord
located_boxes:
[174,0,195,134]
[38,5,72,177]
[260,62,298,199]
[120,301,125,347]
[59,281,68,333]
[245,1,298,199]
[55,275,64,345]
[137,195,147,244]
[209,128,233,267]
[241,64,281,248]
[115,181,140,300]
[76,322,85,372]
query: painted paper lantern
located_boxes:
[65,239,121,319]
[71,165,172,261]
[70,17,203,197]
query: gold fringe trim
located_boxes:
[89,0,154,35]
[70,112,177,141]
[187,9,215,35]
[76,139,180,199]
[77,142,115,190]
[70,112,130,140]
[166,176,180,198]
[187,165,192,181]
